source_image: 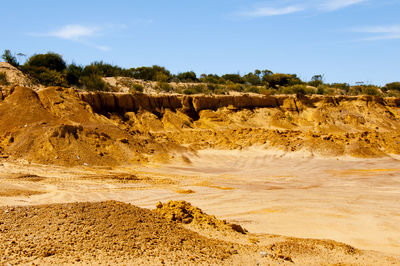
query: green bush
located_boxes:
[66,64,83,86]
[221,74,244,84]
[183,84,208,95]
[264,73,303,88]
[225,82,244,92]
[383,82,400,92]
[330,83,350,92]
[199,74,225,84]
[308,75,324,87]
[132,65,171,81]
[176,71,198,82]
[80,75,109,91]
[362,85,381,96]
[349,85,381,96]
[25,52,66,71]
[0,72,8,85]
[130,83,144,93]
[155,81,172,92]
[83,61,126,77]
[280,84,315,95]
[20,65,67,86]
[38,69,67,86]
[243,72,261,85]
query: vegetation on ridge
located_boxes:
[1,50,400,97]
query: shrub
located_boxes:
[80,75,109,91]
[155,81,172,92]
[176,71,198,82]
[264,73,303,88]
[221,74,244,84]
[383,82,400,92]
[1,50,19,67]
[243,72,261,85]
[183,84,207,95]
[20,65,67,86]
[25,52,66,71]
[199,74,224,84]
[0,72,8,85]
[132,65,171,81]
[225,82,244,92]
[308,75,323,87]
[66,64,83,86]
[82,61,125,77]
[245,86,261,93]
[130,83,144,93]
[330,83,350,92]
[37,69,67,86]
[362,85,381,96]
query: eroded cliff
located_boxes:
[0,86,399,166]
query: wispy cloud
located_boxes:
[30,24,111,51]
[48,25,99,40]
[320,0,367,11]
[236,0,367,18]
[351,25,400,40]
[239,6,304,17]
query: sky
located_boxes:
[0,0,399,85]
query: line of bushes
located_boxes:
[2,50,400,96]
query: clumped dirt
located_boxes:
[0,201,246,265]
[0,201,398,265]
[155,200,247,234]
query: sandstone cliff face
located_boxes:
[79,91,400,115]
[0,87,399,166]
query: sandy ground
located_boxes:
[1,149,400,258]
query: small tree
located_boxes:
[308,75,324,87]
[1,50,19,67]
[25,52,66,71]
[66,64,83,86]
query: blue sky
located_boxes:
[1,0,399,85]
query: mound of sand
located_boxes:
[0,201,398,265]
[155,200,247,234]
[0,201,244,265]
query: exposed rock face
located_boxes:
[0,62,33,87]
[0,86,399,166]
[79,91,400,115]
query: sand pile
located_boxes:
[155,200,247,234]
[0,201,245,265]
[1,201,398,265]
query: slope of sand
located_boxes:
[1,150,400,259]
[1,201,398,265]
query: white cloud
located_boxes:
[352,25,400,40]
[29,24,111,51]
[239,6,305,17]
[320,0,366,11]
[235,0,368,18]
[49,25,99,40]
